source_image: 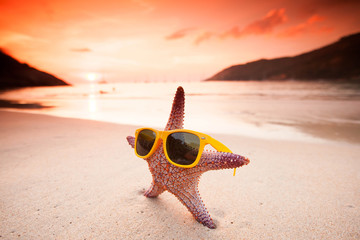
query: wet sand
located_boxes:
[0,110,359,239]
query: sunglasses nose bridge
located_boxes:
[158,130,166,141]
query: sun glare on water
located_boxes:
[86,72,98,82]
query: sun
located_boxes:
[86,72,98,82]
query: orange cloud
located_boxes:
[165,28,196,40]
[194,32,214,45]
[278,14,330,38]
[307,14,324,24]
[179,8,289,46]
[70,48,92,52]
[222,8,287,38]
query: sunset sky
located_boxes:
[1,0,360,83]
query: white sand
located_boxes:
[0,110,359,239]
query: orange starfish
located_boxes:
[126,86,249,229]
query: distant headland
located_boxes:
[0,50,69,89]
[206,32,360,82]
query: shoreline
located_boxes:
[1,80,360,146]
[1,107,359,146]
[1,110,359,239]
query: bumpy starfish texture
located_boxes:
[126,86,249,229]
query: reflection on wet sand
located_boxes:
[0,99,52,109]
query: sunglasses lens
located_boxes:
[166,132,200,166]
[136,129,157,157]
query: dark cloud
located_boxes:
[308,0,360,9]
[298,0,360,17]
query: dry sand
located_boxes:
[0,110,359,239]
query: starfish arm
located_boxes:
[198,151,250,172]
[169,184,216,229]
[126,136,135,148]
[164,86,185,130]
[144,180,166,198]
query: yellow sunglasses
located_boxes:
[134,128,237,175]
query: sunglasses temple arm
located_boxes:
[207,137,237,176]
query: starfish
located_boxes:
[126,86,250,229]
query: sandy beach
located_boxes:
[0,110,359,239]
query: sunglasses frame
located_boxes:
[134,127,232,168]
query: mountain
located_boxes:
[207,32,360,81]
[0,50,69,89]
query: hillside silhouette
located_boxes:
[0,50,69,89]
[207,32,360,81]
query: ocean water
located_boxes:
[1,81,360,143]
